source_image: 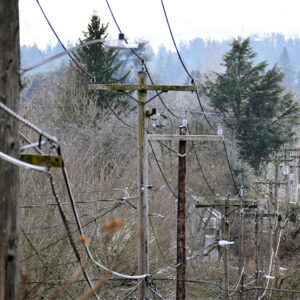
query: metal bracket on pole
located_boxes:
[20,154,62,168]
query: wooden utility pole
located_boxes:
[223,196,230,300]
[90,74,198,300]
[148,133,222,300]
[0,1,20,299]
[176,126,187,300]
[255,211,260,299]
[137,72,149,299]
[274,157,279,213]
[238,208,245,300]
[196,196,258,300]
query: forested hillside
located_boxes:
[22,33,300,90]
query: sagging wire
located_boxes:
[222,140,242,199]
[149,216,177,269]
[21,202,124,263]
[231,266,245,294]
[54,144,148,280]
[1,97,146,280]
[0,143,98,296]
[149,140,177,198]
[99,91,135,129]
[186,124,216,196]
[20,227,47,268]
[35,0,94,81]
[0,101,57,144]
[160,0,216,129]
[121,278,145,300]
[149,280,165,300]
[191,141,216,196]
[104,0,184,120]
[35,0,136,131]
[47,172,99,299]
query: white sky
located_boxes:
[19,0,300,52]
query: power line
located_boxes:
[149,140,177,198]
[0,101,57,143]
[152,277,300,295]
[21,202,124,263]
[149,216,177,269]
[191,141,216,196]
[159,0,216,130]
[222,140,241,197]
[47,172,99,299]
[54,145,148,280]
[20,196,137,208]
[160,0,193,82]
[35,0,94,81]
[99,91,134,129]
[35,0,135,131]
[104,0,184,120]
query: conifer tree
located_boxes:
[201,38,300,170]
[76,14,129,109]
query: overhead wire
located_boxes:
[1,90,145,280]
[152,277,300,295]
[35,0,94,81]
[0,101,57,143]
[149,281,165,299]
[99,91,135,129]
[2,130,98,296]
[104,0,184,120]
[20,196,137,208]
[159,0,244,197]
[149,140,177,198]
[149,216,177,269]
[160,0,216,129]
[33,0,135,131]
[54,145,149,280]
[21,202,124,263]
[222,140,241,197]
[29,3,146,279]
[47,172,99,299]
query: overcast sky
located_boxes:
[19,0,300,52]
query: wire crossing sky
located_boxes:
[20,0,300,51]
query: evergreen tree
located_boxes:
[201,38,300,170]
[76,14,129,109]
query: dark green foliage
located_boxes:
[201,38,300,170]
[76,14,129,109]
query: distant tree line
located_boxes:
[21,32,300,90]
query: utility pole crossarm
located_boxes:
[254,181,287,185]
[148,134,223,142]
[195,197,261,208]
[89,83,197,92]
[196,203,258,208]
